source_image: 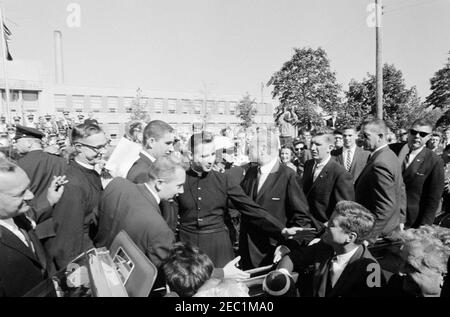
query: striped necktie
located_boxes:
[402,152,411,171]
[345,149,352,171]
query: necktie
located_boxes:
[329,256,339,288]
[345,149,352,171]
[256,167,263,193]
[403,152,411,171]
[20,228,35,253]
[313,163,320,182]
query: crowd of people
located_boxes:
[1,112,450,297]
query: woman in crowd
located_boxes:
[387,225,450,297]
[279,145,297,172]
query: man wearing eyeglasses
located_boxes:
[49,123,110,270]
[389,119,444,228]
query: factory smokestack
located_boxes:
[54,30,64,84]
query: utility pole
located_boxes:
[375,0,383,119]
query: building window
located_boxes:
[206,100,214,114]
[181,99,190,114]
[22,91,38,101]
[217,101,225,115]
[109,108,116,113]
[90,95,102,112]
[154,99,164,114]
[54,94,66,109]
[193,100,202,114]
[107,96,119,112]
[73,95,84,112]
[229,102,237,115]
[168,99,177,114]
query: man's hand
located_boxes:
[281,227,315,239]
[273,245,290,264]
[308,238,321,246]
[47,175,68,206]
[223,256,250,280]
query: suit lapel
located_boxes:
[327,245,364,296]
[309,160,332,192]
[316,257,332,297]
[256,161,281,200]
[404,147,426,177]
[136,184,161,213]
[0,226,42,267]
[349,147,361,174]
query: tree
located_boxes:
[345,64,424,130]
[237,93,257,129]
[426,52,450,110]
[129,88,151,122]
[268,47,342,131]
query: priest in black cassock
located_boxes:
[48,124,110,270]
[169,131,294,268]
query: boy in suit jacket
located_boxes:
[127,120,175,184]
[303,133,354,229]
[277,201,385,297]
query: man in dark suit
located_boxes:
[355,119,405,240]
[332,126,370,183]
[325,111,340,129]
[389,119,444,228]
[127,120,175,184]
[94,155,184,268]
[277,201,385,297]
[15,125,68,245]
[303,132,354,229]
[240,132,316,269]
[0,159,65,297]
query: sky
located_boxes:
[2,0,450,102]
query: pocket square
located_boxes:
[416,172,425,176]
[271,198,281,201]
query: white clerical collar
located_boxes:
[75,158,95,170]
[144,183,161,204]
[141,150,156,163]
[315,155,331,168]
[260,157,278,174]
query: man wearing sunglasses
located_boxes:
[389,119,444,228]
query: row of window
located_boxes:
[54,94,243,115]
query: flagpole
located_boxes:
[0,6,11,124]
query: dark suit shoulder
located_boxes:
[388,142,407,156]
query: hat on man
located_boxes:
[14,125,45,140]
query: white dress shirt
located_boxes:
[405,145,425,169]
[0,218,30,247]
[343,145,357,168]
[257,157,278,192]
[330,246,359,287]
[313,155,332,182]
